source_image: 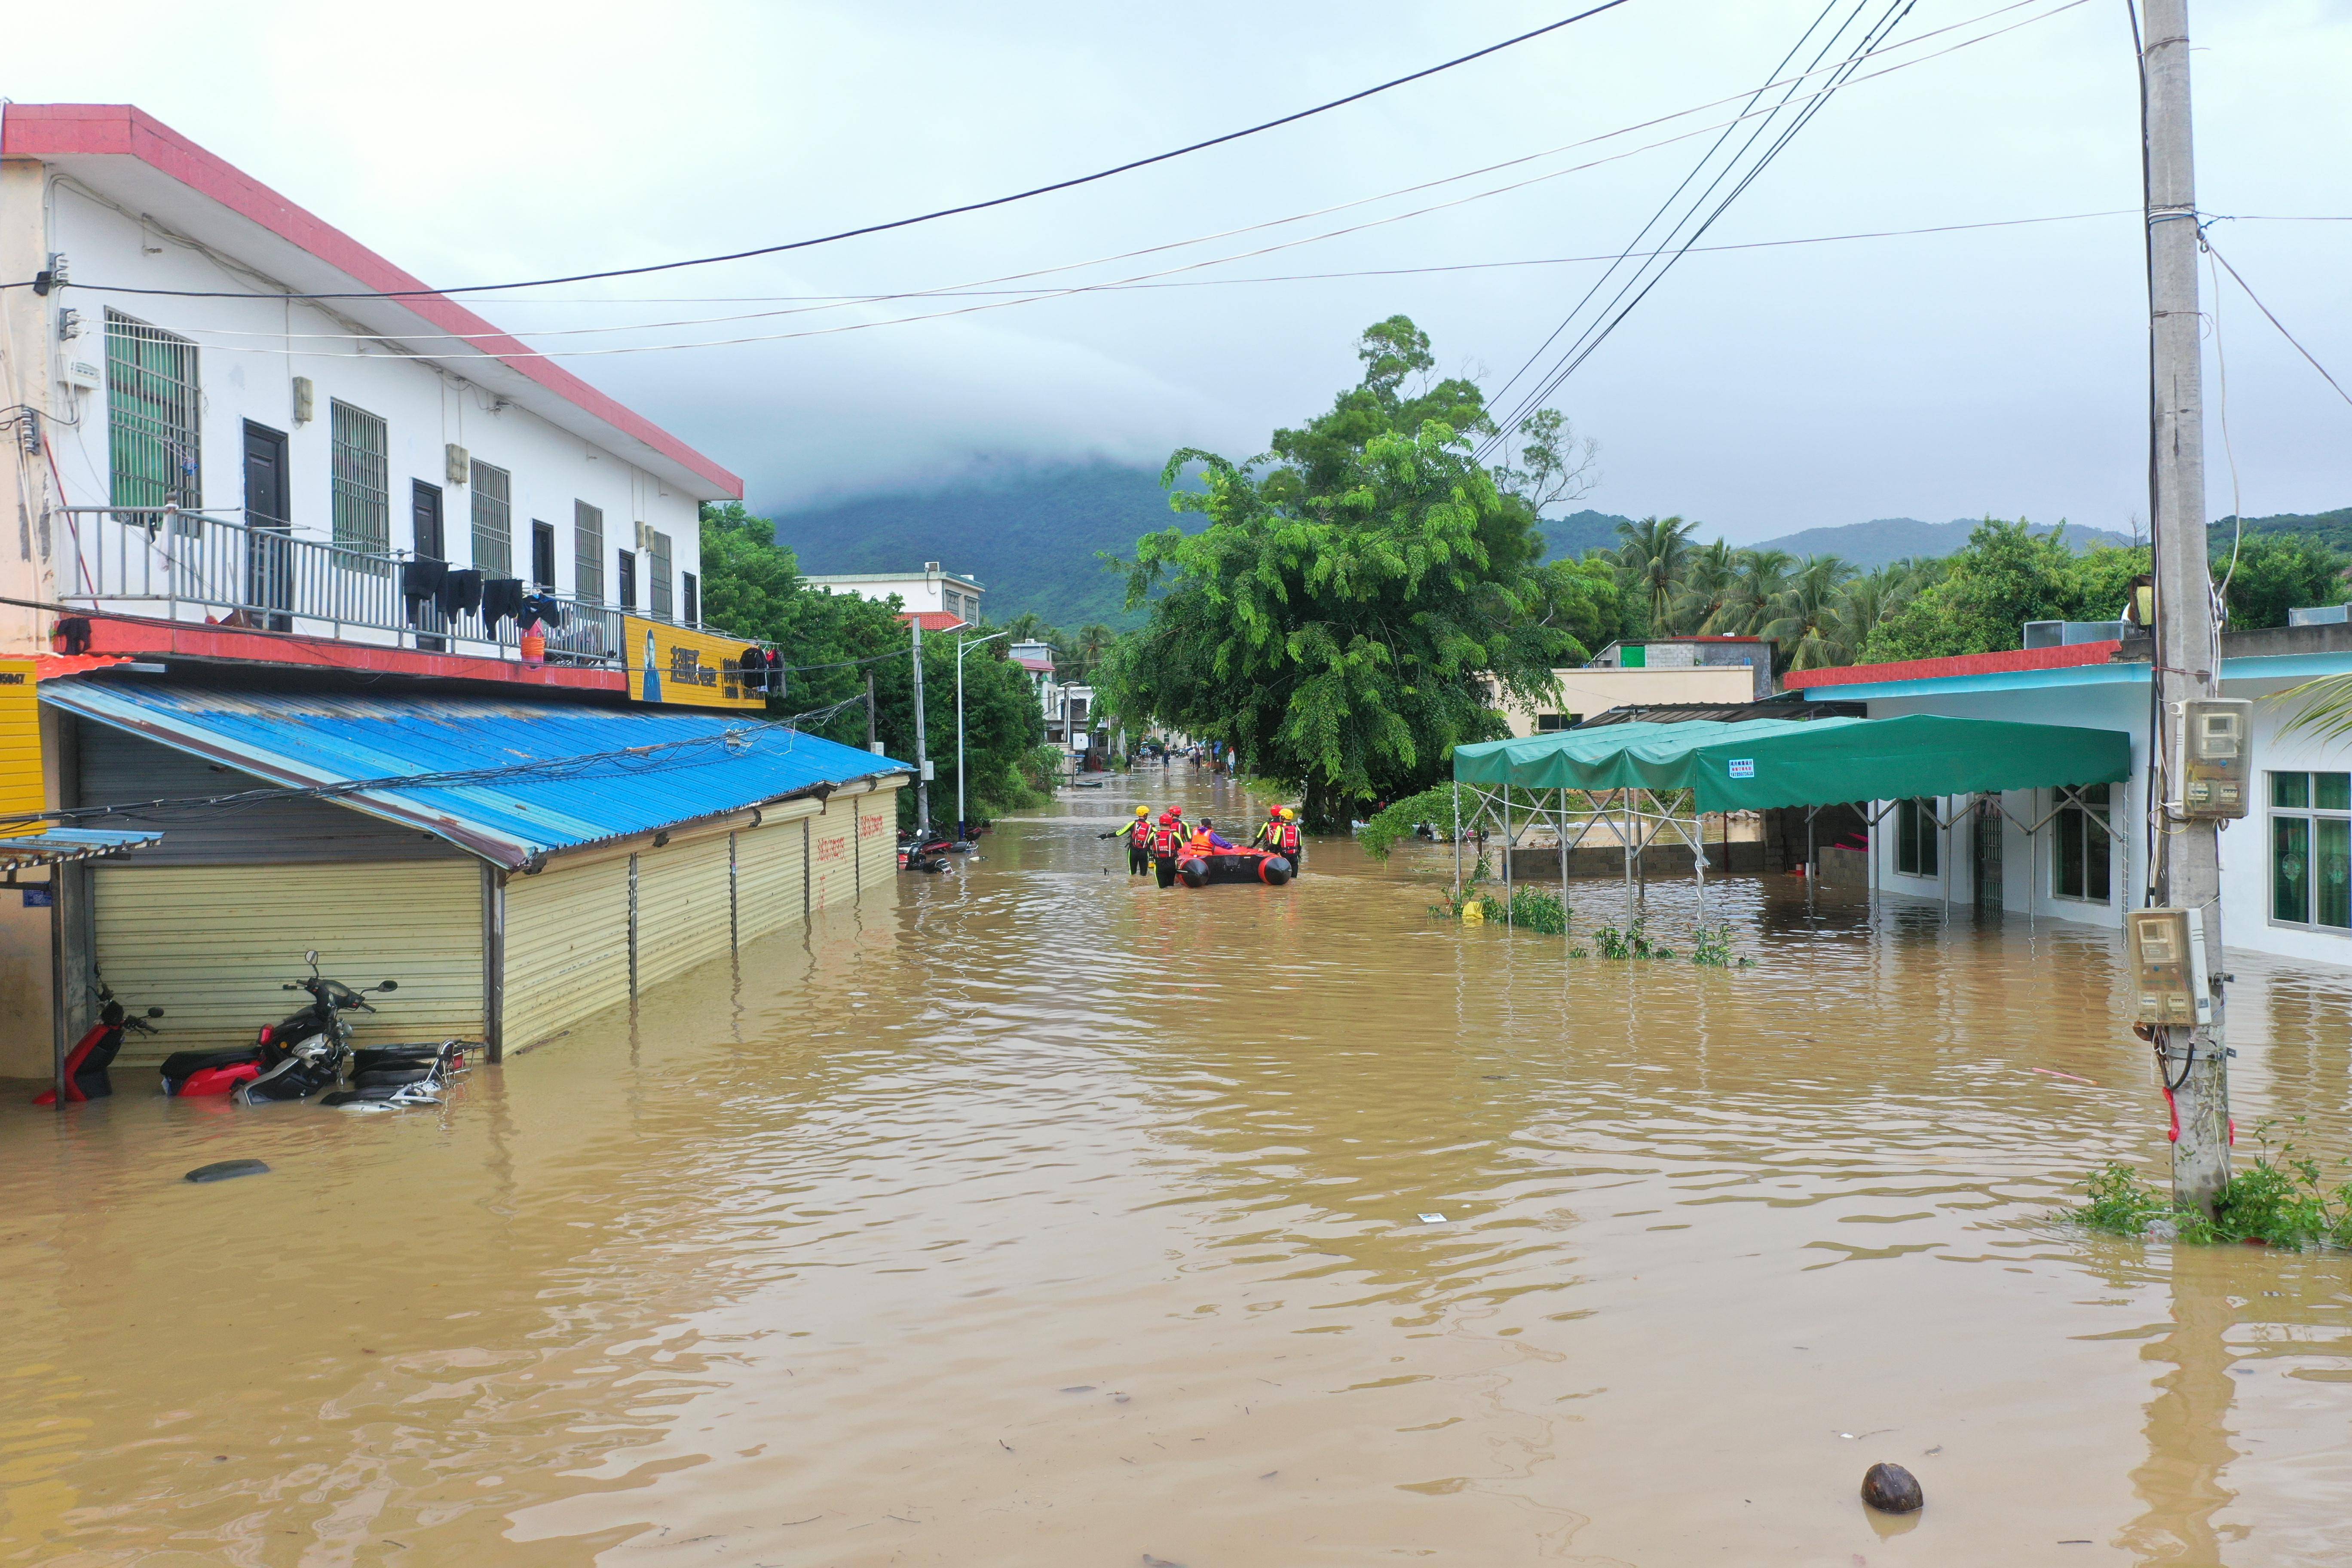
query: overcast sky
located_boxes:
[10,0,2348,540]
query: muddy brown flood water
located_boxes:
[5,771,2352,1566]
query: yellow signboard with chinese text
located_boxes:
[0,659,45,832]
[623,619,765,710]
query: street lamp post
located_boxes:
[956,629,1008,842]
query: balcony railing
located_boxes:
[54,505,719,670]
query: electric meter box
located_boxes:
[2171,697,2251,818]
[2126,906,2212,1027]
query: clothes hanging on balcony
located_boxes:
[521,593,567,630]
[401,557,448,603]
[439,569,484,620]
[481,577,526,630]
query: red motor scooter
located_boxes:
[33,983,163,1104]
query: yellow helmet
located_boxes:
[1135,805,1150,816]
[1280,807,1297,821]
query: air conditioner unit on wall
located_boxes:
[446,444,469,485]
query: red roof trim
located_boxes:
[3,104,742,500]
[1785,641,2122,690]
[74,612,625,692]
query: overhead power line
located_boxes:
[130,0,2082,350]
[16,1,1638,303]
[2202,235,2352,412]
[166,0,2097,365]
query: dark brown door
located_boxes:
[531,521,556,590]
[242,422,292,630]
[411,481,447,650]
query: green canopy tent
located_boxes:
[1448,715,2133,924]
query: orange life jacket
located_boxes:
[1185,831,1216,854]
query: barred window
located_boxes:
[573,501,604,603]
[328,400,389,562]
[649,528,674,619]
[471,459,512,576]
[2053,784,2112,902]
[105,309,201,517]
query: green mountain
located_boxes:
[1749,517,2139,568]
[2211,507,2352,551]
[768,462,1198,630]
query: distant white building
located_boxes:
[1009,639,1055,700]
[802,563,983,628]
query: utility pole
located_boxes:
[865,671,878,752]
[911,617,931,835]
[2142,0,2230,1215]
[956,630,1008,842]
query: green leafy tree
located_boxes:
[698,503,1044,823]
[1106,319,1606,828]
[1859,519,2091,663]
[1669,539,1739,636]
[2218,533,2347,631]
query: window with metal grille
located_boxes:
[471,459,512,576]
[105,309,201,521]
[573,501,604,603]
[649,528,674,619]
[328,400,389,565]
[682,572,699,627]
[2053,784,2112,901]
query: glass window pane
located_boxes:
[2320,818,2352,929]
[2274,772,2310,809]
[471,461,512,577]
[2057,808,2085,897]
[2318,773,2350,812]
[2274,816,2312,924]
[2086,813,2110,901]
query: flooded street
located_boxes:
[6,771,2352,1567]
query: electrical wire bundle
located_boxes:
[1479,0,1923,465]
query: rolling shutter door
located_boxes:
[735,817,805,943]
[809,806,855,911]
[502,853,631,1051]
[93,861,483,1058]
[857,788,899,889]
[635,832,732,990]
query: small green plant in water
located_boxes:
[1588,918,1672,960]
[1690,924,1753,968]
[2074,1125,2352,1248]
[1504,885,1568,935]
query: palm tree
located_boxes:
[1708,548,1795,636]
[1761,554,1858,669]
[1612,516,1697,631]
[1072,622,1117,682]
[1668,539,1738,637]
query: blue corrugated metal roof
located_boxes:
[42,681,911,868]
[0,827,164,866]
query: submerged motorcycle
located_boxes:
[32,982,163,1104]
[158,951,462,1109]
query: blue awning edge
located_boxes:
[41,681,913,869]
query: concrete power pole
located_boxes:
[2142,0,2230,1214]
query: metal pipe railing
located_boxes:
[52,505,718,669]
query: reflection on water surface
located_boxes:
[5,771,2351,1565]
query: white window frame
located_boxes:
[2050,784,2114,903]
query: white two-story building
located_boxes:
[0,103,730,658]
